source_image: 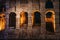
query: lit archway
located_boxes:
[20,11,28,27]
[0,13,6,31]
[45,10,55,32]
[9,12,16,29]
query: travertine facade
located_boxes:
[2,0,59,39]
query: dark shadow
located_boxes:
[46,22,54,32]
[9,12,16,29]
[33,11,41,26]
[45,0,54,9]
[46,12,52,18]
[20,0,28,4]
[0,4,6,12]
[24,12,28,24]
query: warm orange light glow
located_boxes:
[32,13,34,25]
[20,11,26,27]
[45,10,55,32]
[0,13,6,31]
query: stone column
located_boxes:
[40,1,46,39]
[16,0,20,29]
[27,1,32,30]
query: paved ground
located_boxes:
[0,26,60,40]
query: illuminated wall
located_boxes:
[45,10,55,32]
[0,13,6,31]
[20,11,28,28]
[0,0,59,39]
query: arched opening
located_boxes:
[0,13,6,31]
[45,0,54,9]
[32,11,41,26]
[20,11,28,27]
[9,12,16,29]
[45,11,55,32]
[0,2,6,12]
[46,12,52,18]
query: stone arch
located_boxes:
[45,10,55,32]
[20,11,28,27]
[0,13,6,31]
[9,12,16,29]
[32,11,41,26]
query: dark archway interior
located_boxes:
[33,11,41,26]
[46,22,54,32]
[0,0,6,12]
[46,12,52,18]
[46,12,54,32]
[9,12,16,29]
[45,0,54,9]
[24,12,28,24]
